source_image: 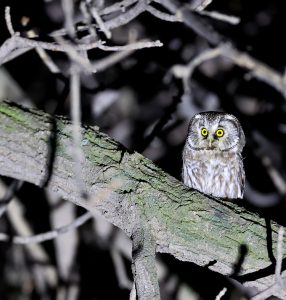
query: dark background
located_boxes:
[0,0,286,299]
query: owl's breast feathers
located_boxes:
[182,149,245,199]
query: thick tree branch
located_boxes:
[131,217,160,299]
[0,101,285,297]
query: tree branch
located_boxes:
[0,35,162,66]
[171,44,285,96]
[131,217,160,299]
[0,211,92,244]
[0,101,285,297]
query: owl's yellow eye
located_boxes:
[201,128,208,137]
[216,129,224,137]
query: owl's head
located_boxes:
[186,112,245,152]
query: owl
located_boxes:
[182,112,245,199]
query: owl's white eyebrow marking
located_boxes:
[194,114,201,119]
[225,115,236,121]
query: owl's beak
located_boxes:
[208,137,214,148]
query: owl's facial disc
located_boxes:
[188,113,240,151]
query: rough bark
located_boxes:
[0,101,285,297]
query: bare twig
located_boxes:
[171,44,285,96]
[197,10,240,25]
[4,6,15,36]
[79,1,97,38]
[67,284,79,300]
[101,0,235,29]
[100,0,138,16]
[283,67,286,99]
[251,226,285,300]
[0,211,92,244]
[1,47,32,64]
[222,44,284,94]
[49,198,77,282]
[158,0,240,25]
[1,185,57,287]
[93,48,135,72]
[36,48,61,73]
[111,249,133,290]
[104,0,149,30]
[251,277,286,300]
[0,180,23,217]
[215,287,227,300]
[275,226,285,282]
[91,32,158,72]
[70,64,87,197]
[8,5,60,72]
[51,0,141,38]
[54,36,94,72]
[0,35,162,66]
[159,0,223,45]
[61,0,75,37]
[97,40,163,51]
[259,155,286,195]
[197,0,213,11]
[129,282,137,300]
[146,5,182,22]
[0,36,99,65]
[171,47,222,94]
[89,4,112,39]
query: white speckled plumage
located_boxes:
[182,112,245,199]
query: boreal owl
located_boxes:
[182,112,245,199]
